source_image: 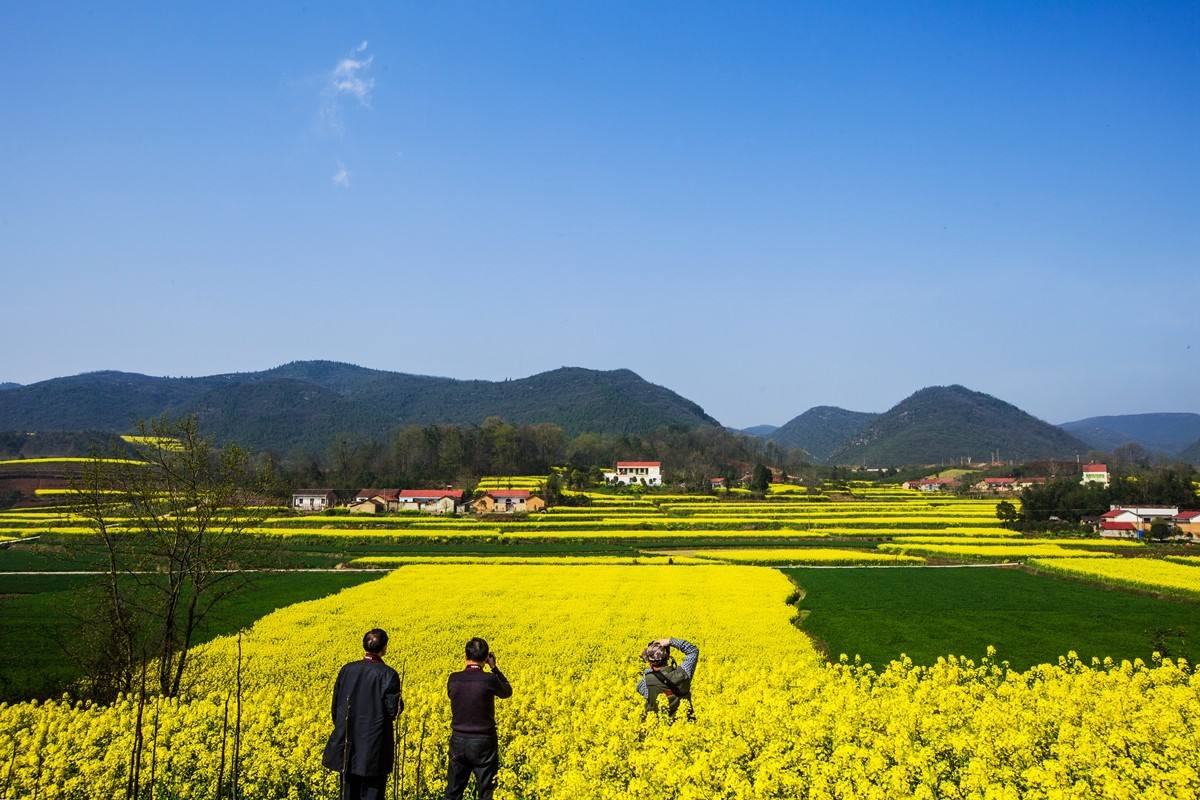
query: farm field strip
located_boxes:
[1030,557,1200,599]
[686,548,925,565]
[890,536,1146,549]
[346,555,710,566]
[879,543,1121,561]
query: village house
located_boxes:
[603,461,662,486]
[903,477,956,493]
[1098,505,1180,538]
[471,489,546,515]
[1012,477,1048,491]
[971,477,1016,493]
[291,489,337,513]
[1174,510,1200,539]
[397,489,464,514]
[348,497,386,514]
[710,477,727,491]
[350,488,403,513]
[1080,463,1110,487]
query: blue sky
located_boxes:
[2,2,1197,427]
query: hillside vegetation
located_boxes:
[829,385,1088,466]
[1059,412,1200,455]
[0,362,720,451]
[767,406,878,462]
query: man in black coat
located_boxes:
[444,637,512,800]
[323,628,403,800]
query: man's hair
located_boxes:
[465,637,490,662]
[363,628,389,654]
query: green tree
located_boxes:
[1148,519,1171,541]
[544,472,564,505]
[750,463,772,494]
[996,500,1019,526]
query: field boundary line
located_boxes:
[782,562,1022,569]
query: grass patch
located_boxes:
[783,566,1200,671]
[0,571,383,701]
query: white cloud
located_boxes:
[318,41,376,136]
[332,162,350,188]
[331,43,374,106]
[319,42,373,186]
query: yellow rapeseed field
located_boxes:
[879,543,1120,561]
[889,536,1145,549]
[2,565,1199,798]
[348,555,709,566]
[687,548,924,565]
[1031,557,1200,599]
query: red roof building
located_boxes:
[399,489,464,500]
[1082,463,1108,473]
[485,490,531,499]
[615,461,662,468]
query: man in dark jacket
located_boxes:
[323,628,403,800]
[444,637,512,800]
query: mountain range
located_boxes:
[1059,413,1200,456]
[751,399,1200,466]
[1,364,1195,465]
[0,362,717,452]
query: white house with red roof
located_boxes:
[603,460,662,486]
[1080,463,1110,487]
[1098,505,1180,538]
[397,488,464,514]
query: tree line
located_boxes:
[259,417,804,495]
[1018,464,1198,524]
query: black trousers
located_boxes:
[443,733,500,800]
[341,772,387,800]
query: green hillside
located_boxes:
[767,406,878,462]
[1059,413,1200,455]
[0,362,720,451]
[829,385,1089,466]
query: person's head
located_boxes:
[464,637,490,664]
[642,641,669,669]
[363,628,389,655]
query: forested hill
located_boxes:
[1059,413,1200,456]
[828,385,1089,466]
[1178,438,1200,465]
[766,406,878,463]
[0,362,720,451]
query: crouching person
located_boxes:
[637,637,698,721]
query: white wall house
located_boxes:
[398,489,464,513]
[1099,505,1179,538]
[292,490,336,512]
[603,461,662,486]
[1080,463,1110,487]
